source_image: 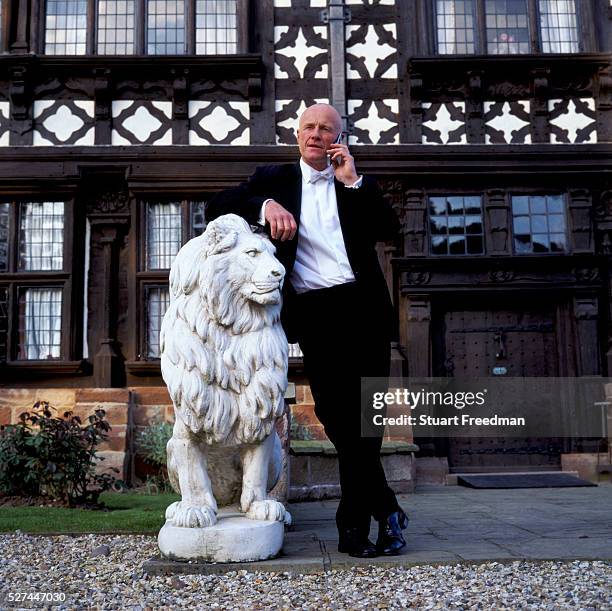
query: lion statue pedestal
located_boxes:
[158,214,291,563]
[158,507,284,563]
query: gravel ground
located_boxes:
[0,533,610,610]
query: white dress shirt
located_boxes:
[259,158,363,294]
[293,159,359,293]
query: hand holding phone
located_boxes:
[326,133,360,186]
[327,132,343,167]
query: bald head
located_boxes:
[296,104,343,171]
[298,103,342,133]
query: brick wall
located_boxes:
[0,388,131,480]
[0,387,292,495]
[290,384,325,440]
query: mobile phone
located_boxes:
[327,131,343,167]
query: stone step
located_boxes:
[289,440,418,502]
[446,470,580,486]
[290,439,419,456]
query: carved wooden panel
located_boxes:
[274,0,329,145]
[484,101,531,144]
[188,101,250,145]
[421,101,466,144]
[548,98,597,144]
[33,100,95,145]
[346,1,399,144]
[112,100,173,145]
[411,56,609,145]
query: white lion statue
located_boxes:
[160,213,291,529]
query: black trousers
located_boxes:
[293,280,400,534]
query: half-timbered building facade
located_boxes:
[0,0,611,480]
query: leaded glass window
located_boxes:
[196,0,237,54]
[429,195,484,255]
[539,0,579,53]
[485,0,530,54]
[147,0,186,55]
[140,198,214,360]
[0,203,8,272]
[512,195,567,253]
[191,201,207,238]
[45,0,88,55]
[146,202,182,270]
[42,0,243,56]
[436,0,476,54]
[0,201,75,363]
[19,202,64,271]
[146,286,169,358]
[434,0,582,55]
[98,0,136,55]
[17,287,63,360]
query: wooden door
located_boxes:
[439,300,563,472]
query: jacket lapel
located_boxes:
[273,162,303,275]
[288,161,302,223]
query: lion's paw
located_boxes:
[246,499,292,525]
[166,501,217,528]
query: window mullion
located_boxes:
[136,0,145,54]
[38,0,46,54]
[475,0,487,55]
[87,0,96,54]
[9,201,18,273]
[237,0,249,53]
[1,0,9,53]
[60,282,70,359]
[7,283,15,361]
[186,0,195,54]
[63,200,75,359]
[528,0,540,53]
[181,199,190,245]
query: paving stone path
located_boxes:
[146,483,612,574]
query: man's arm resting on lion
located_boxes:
[206,166,272,226]
[206,167,399,242]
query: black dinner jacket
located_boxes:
[205,162,399,341]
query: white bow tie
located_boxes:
[309,167,335,183]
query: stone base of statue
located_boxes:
[158,507,284,563]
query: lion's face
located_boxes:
[224,233,285,306]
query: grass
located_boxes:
[0,492,180,535]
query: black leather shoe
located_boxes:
[376,509,409,555]
[338,527,379,558]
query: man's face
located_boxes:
[297,106,342,171]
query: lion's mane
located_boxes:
[160,214,288,445]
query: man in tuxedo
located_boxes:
[206,103,408,557]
